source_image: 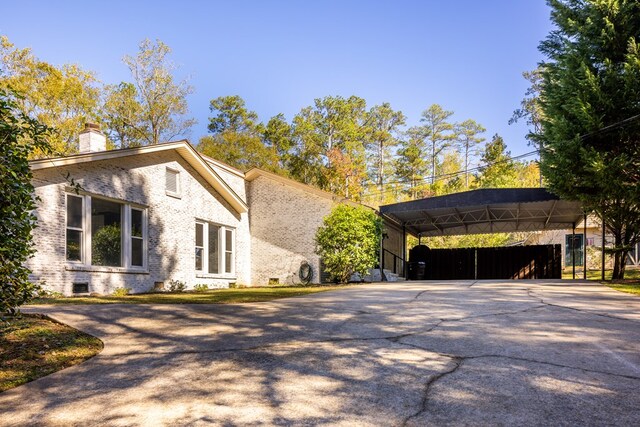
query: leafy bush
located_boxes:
[112,287,130,297]
[194,284,209,292]
[168,279,186,293]
[92,224,122,266]
[315,204,382,284]
[0,90,52,315]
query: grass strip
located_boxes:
[0,314,103,392]
[29,285,352,305]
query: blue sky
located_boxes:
[1,1,553,156]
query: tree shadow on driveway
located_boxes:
[2,281,640,426]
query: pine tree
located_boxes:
[536,0,640,278]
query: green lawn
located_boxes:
[561,268,640,281]
[0,314,103,392]
[29,285,351,305]
[560,268,640,296]
[607,282,640,296]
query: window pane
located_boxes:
[195,223,203,247]
[208,224,219,274]
[226,229,233,251]
[67,195,83,228]
[132,238,143,267]
[91,199,122,267]
[66,229,82,261]
[225,229,233,274]
[225,252,232,274]
[131,209,143,238]
[195,247,203,270]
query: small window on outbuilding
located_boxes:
[166,167,181,197]
[72,283,89,294]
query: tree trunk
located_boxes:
[611,232,628,280]
[378,140,384,204]
[465,141,469,189]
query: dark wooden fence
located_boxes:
[410,244,562,280]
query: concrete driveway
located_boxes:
[2,280,640,426]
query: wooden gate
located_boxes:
[418,244,561,280]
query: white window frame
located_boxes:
[129,207,147,268]
[65,193,148,271]
[165,167,181,198]
[195,220,235,277]
[224,228,235,275]
[65,194,84,263]
[195,222,205,271]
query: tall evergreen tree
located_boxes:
[263,113,294,173]
[511,68,545,186]
[455,119,485,188]
[365,103,406,203]
[478,134,517,188]
[289,95,369,199]
[198,95,279,171]
[419,104,456,184]
[536,0,640,278]
[395,127,429,199]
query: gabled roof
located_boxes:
[380,188,584,237]
[200,153,246,178]
[29,140,248,214]
[245,168,361,206]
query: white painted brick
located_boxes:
[28,150,250,295]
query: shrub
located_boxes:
[168,279,187,293]
[0,90,53,315]
[112,287,130,297]
[194,284,209,292]
[315,204,382,284]
[92,224,122,266]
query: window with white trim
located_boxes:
[166,167,181,197]
[65,194,147,269]
[66,195,83,261]
[195,221,235,275]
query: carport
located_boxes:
[379,188,587,280]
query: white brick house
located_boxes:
[29,125,401,295]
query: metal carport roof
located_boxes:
[379,188,584,237]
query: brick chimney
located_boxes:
[78,123,106,153]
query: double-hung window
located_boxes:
[66,194,147,269]
[66,195,84,261]
[195,221,235,275]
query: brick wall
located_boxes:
[247,175,336,285]
[28,150,250,295]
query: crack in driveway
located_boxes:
[12,281,640,426]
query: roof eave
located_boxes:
[30,141,248,214]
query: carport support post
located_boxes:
[379,225,385,282]
[402,225,407,278]
[583,213,587,280]
[601,214,606,281]
[572,223,576,280]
